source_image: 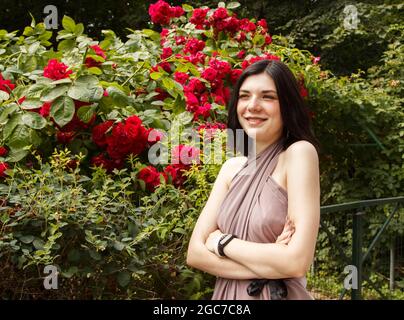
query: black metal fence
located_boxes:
[307,196,404,300]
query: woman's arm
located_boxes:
[208,141,320,279]
[186,158,263,279]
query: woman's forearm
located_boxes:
[223,239,303,279]
[187,244,263,280]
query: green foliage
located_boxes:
[0,148,224,298]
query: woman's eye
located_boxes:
[263,95,275,100]
[239,95,248,99]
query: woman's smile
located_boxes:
[244,116,267,126]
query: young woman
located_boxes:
[186,59,320,300]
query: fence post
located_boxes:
[390,237,395,290]
[352,211,364,300]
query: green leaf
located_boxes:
[58,39,75,51]
[86,54,104,63]
[77,105,96,123]
[74,23,84,36]
[176,111,193,126]
[41,85,69,101]
[22,112,47,129]
[142,29,160,41]
[227,2,241,9]
[20,235,34,244]
[51,78,72,85]
[26,83,49,98]
[0,91,9,102]
[218,2,226,8]
[117,271,131,287]
[63,266,78,278]
[67,85,90,101]
[87,67,102,75]
[33,239,45,250]
[21,99,43,110]
[8,125,41,149]
[150,72,163,80]
[106,86,129,107]
[6,148,29,162]
[68,249,81,262]
[75,75,99,88]
[62,16,76,32]
[182,4,193,12]
[173,227,186,235]
[162,77,175,90]
[113,241,125,251]
[50,96,75,127]
[3,114,21,140]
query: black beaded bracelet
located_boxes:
[217,234,237,257]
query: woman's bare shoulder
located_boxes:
[285,140,319,171]
[222,156,248,187]
[285,140,318,158]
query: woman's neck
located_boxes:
[255,135,283,155]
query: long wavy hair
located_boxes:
[227,59,319,156]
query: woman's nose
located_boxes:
[247,96,261,111]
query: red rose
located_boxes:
[85,45,106,68]
[236,50,246,59]
[91,153,124,172]
[173,72,189,85]
[258,19,268,31]
[138,166,163,192]
[265,35,272,45]
[0,73,15,92]
[192,103,211,120]
[155,87,169,101]
[92,120,114,148]
[171,6,185,18]
[183,38,205,55]
[161,47,173,59]
[300,85,309,98]
[43,59,72,80]
[57,131,75,144]
[190,8,209,27]
[106,116,148,160]
[164,164,188,187]
[39,102,51,117]
[148,0,172,25]
[212,7,228,20]
[0,146,8,157]
[239,18,256,32]
[151,62,171,73]
[185,78,205,94]
[230,69,243,85]
[0,162,9,178]
[209,58,231,79]
[184,92,199,108]
[201,67,218,83]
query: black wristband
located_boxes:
[218,234,237,257]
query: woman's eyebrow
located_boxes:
[239,89,277,94]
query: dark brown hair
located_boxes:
[227,59,319,156]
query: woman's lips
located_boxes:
[245,117,267,126]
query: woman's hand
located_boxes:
[205,229,223,254]
[276,219,295,245]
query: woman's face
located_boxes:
[237,72,284,146]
